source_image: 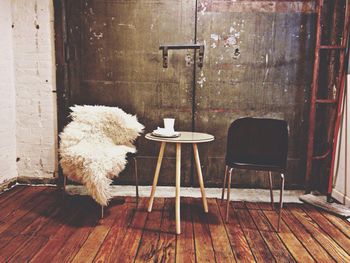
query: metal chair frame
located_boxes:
[221,166,285,231]
[221,117,288,232]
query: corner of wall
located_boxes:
[0,0,18,185]
[12,0,58,180]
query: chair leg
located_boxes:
[101,205,104,219]
[225,168,233,222]
[63,175,67,192]
[278,173,285,232]
[221,165,228,203]
[268,171,274,210]
[134,157,139,204]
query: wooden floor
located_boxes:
[0,186,350,262]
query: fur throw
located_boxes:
[59,105,144,206]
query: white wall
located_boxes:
[0,0,57,184]
[0,0,17,184]
[12,0,57,179]
[332,74,350,206]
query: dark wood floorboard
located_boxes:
[286,203,350,262]
[176,197,195,263]
[217,199,255,262]
[156,198,176,263]
[135,198,165,262]
[0,186,350,263]
[262,209,315,262]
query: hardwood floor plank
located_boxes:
[0,234,29,261]
[301,204,350,252]
[7,236,48,262]
[0,188,56,246]
[0,185,26,205]
[93,200,135,263]
[248,209,295,262]
[156,198,176,263]
[232,201,245,209]
[235,208,275,262]
[321,211,350,239]
[258,202,274,211]
[30,197,89,262]
[245,202,261,210]
[108,197,148,262]
[71,198,128,263]
[0,186,47,222]
[32,194,90,238]
[281,208,335,262]
[135,198,165,262]
[176,197,195,263]
[20,190,65,237]
[71,225,111,263]
[287,204,350,262]
[0,187,347,262]
[262,210,315,263]
[217,200,255,262]
[192,198,216,263]
[0,189,58,259]
[207,199,236,263]
[49,198,100,262]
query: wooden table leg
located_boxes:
[148,141,166,212]
[176,143,181,234]
[193,143,209,213]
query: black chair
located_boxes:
[221,117,288,231]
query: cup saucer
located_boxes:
[152,129,180,138]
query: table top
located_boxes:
[145,131,214,143]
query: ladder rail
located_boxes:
[305,0,324,191]
[305,0,350,193]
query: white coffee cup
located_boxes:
[164,118,175,132]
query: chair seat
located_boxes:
[227,161,285,173]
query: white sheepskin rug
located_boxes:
[59,105,144,206]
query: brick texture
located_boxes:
[12,0,57,179]
[0,0,17,184]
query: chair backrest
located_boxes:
[226,117,289,171]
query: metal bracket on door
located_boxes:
[159,44,205,68]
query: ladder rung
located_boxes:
[312,149,331,160]
[319,45,345,50]
[316,99,337,104]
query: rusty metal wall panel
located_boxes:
[62,0,317,188]
[66,0,196,186]
[195,0,317,188]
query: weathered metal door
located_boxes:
[65,0,196,186]
[194,1,316,188]
[63,0,316,188]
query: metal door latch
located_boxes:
[159,44,205,68]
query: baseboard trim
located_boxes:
[0,178,18,192]
[16,176,57,186]
[332,188,350,206]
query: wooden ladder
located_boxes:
[305,0,350,195]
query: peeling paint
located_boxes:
[118,23,136,30]
[185,54,193,66]
[199,2,208,15]
[93,32,103,39]
[224,35,237,47]
[210,33,220,41]
[197,71,206,88]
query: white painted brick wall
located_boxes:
[0,0,17,184]
[12,0,57,179]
